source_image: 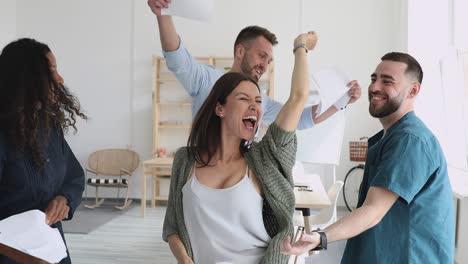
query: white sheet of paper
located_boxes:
[161,0,214,22]
[0,210,67,263]
[296,110,346,164]
[310,66,351,115]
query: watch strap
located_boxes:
[311,229,327,251]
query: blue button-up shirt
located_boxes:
[341,112,455,263]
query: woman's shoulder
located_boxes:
[174,147,189,158]
[173,147,194,167]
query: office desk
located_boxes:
[294,173,332,234]
[0,243,49,264]
[141,157,173,217]
[294,187,331,209]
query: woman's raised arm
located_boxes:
[274,32,317,131]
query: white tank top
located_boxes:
[182,166,271,264]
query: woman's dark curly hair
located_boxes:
[0,38,87,169]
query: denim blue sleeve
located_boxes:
[162,39,224,116]
[162,39,222,97]
[60,139,85,220]
[370,133,435,204]
[261,94,315,130]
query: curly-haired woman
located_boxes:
[0,38,86,264]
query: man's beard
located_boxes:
[240,56,261,82]
[368,92,404,118]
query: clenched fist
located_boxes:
[294,31,318,51]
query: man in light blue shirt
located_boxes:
[148,0,362,129]
[281,52,455,263]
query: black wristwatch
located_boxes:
[311,229,327,251]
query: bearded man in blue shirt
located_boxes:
[281,52,455,263]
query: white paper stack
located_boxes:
[0,210,67,263]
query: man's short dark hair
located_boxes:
[381,52,423,84]
[233,26,278,55]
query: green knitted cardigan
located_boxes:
[163,123,297,263]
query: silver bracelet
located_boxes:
[293,44,308,53]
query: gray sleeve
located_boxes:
[253,123,297,185]
[162,149,185,242]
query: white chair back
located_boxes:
[309,181,344,229]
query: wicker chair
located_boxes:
[84,149,140,210]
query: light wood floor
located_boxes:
[66,203,176,264]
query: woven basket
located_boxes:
[349,140,368,162]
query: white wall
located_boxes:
[13,0,404,201]
[0,0,16,49]
[454,0,468,50]
[407,0,450,151]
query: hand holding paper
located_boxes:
[310,66,360,115]
[45,195,70,225]
[333,80,361,110]
[153,0,214,22]
[333,92,352,110]
[0,210,67,263]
